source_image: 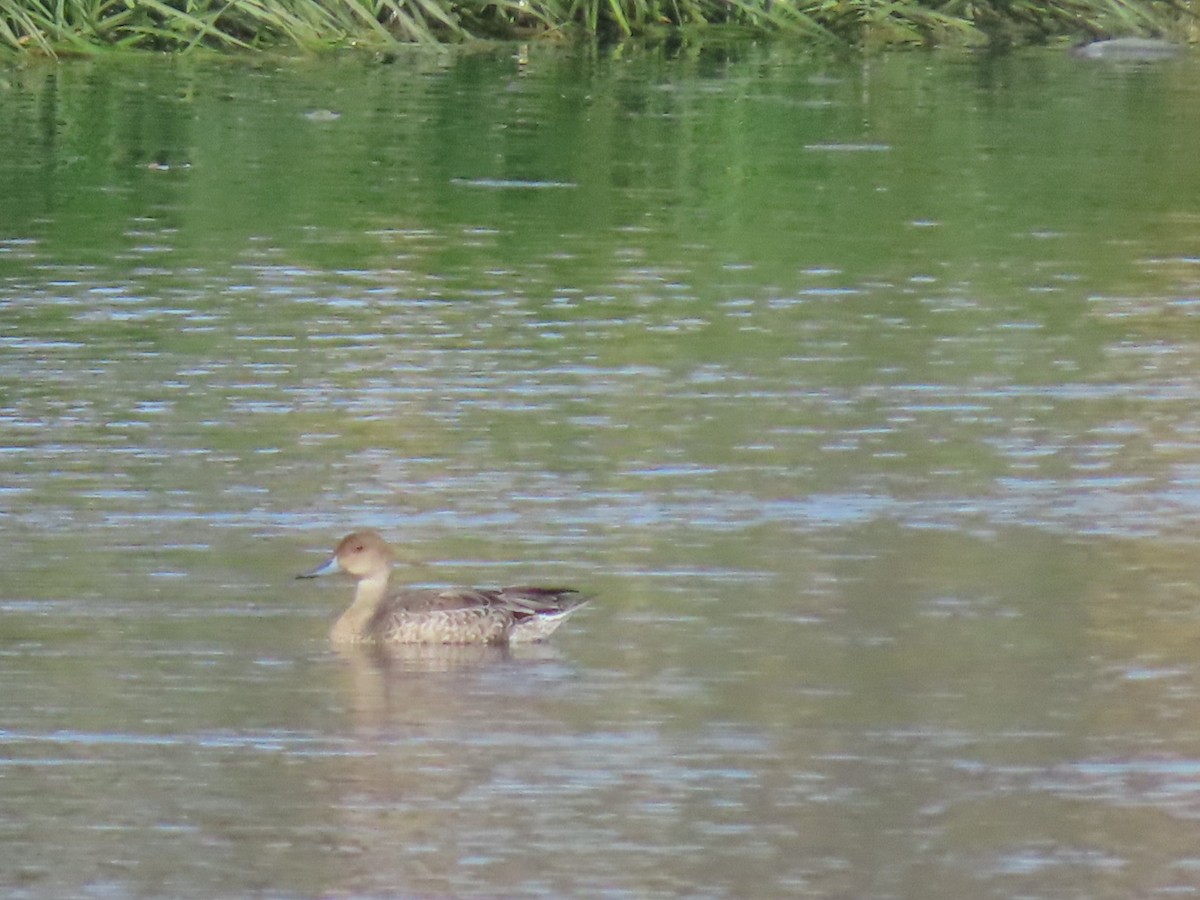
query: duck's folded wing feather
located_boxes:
[384,586,586,617]
[378,587,491,613]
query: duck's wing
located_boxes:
[493,586,591,616]
[378,587,493,614]
[499,588,591,642]
[384,586,588,616]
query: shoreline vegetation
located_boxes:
[0,0,1195,55]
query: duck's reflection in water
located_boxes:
[319,640,579,894]
[330,639,570,728]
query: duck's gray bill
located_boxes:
[296,555,342,579]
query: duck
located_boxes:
[297,530,590,645]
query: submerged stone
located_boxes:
[1071,37,1183,60]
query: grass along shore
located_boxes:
[0,0,1194,54]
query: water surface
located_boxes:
[3,42,1200,898]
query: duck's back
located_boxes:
[370,586,588,644]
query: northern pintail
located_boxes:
[298,530,589,644]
